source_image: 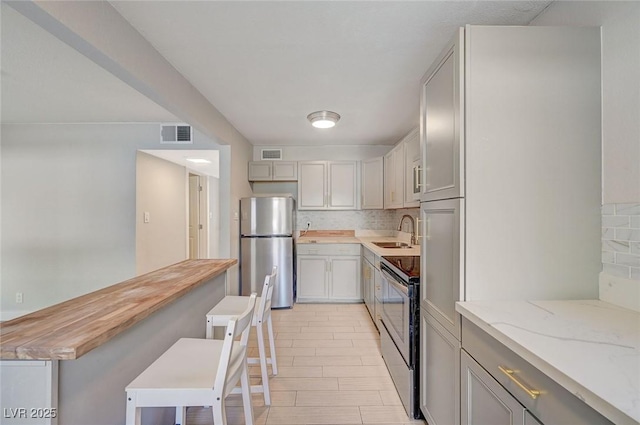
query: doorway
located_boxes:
[188,173,209,259]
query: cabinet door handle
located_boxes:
[415,166,423,188]
[498,366,541,400]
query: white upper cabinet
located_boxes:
[298,161,327,209]
[248,161,298,181]
[403,128,420,207]
[384,143,404,209]
[298,161,358,210]
[361,157,384,209]
[420,29,464,202]
[328,162,358,209]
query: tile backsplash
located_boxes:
[296,208,419,233]
[602,203,640,280]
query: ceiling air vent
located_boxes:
[160,124,193,144]
[261,149,282,160]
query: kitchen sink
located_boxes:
[373,241,411,249]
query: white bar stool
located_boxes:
[206,266,278,405]
[125,293,257,425]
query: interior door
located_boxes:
[188,174,200,259]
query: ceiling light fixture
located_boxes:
[186,158,211,164]
[307,110,340,129]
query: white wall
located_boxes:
[532,1,640,204]
[532,1,640,284]
[0,123,228,318]
[135,152,188,275]
[253,144,392,161]
[227,145,253,294]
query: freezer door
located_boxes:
[240,197,294,236]
[240,236,294,308]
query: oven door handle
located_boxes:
[381,270,409,296]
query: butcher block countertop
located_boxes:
[0,259,236,360]
[297,230,420,256]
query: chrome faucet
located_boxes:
[397,214,417,245]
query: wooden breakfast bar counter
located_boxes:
[0,259,236,425]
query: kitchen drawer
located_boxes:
[461,318,613,425]
[297,243,361,256]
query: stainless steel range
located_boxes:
[379,255,421,419]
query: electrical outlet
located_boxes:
[16,292,23,304]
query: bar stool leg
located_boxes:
[241,361,255,425]
[256,323,271,406]
[125,392,141,425]
[176,406,186,425]
[266,315,278,376]
[212,398,226,425]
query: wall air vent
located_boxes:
[261,149,282,160]
[160,124,193,144]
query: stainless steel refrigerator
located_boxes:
[240,196,295,308]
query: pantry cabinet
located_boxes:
[297,244,361,302]
[298,161,358,210]
[420,311,460,425]
[420,30,463,202]
[419,25,602,425]
[248,161,298,181]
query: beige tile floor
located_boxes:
[187,303,426,425]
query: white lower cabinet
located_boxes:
[297,244,361,302]
[420,311,460,425]
[361,248,382,329]
[525,412,543,425]
[297,256,329,300]
[461,350,526,425]
[460,318,613,425]
[362,257,374,316]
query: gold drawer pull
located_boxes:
[498,366,541,400]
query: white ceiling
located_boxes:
[2,1,552,146]
[0,3,178,124]
[141,149,220,178]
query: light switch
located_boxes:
[144,212,150,223]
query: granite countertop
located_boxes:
[456,300,640,425]
[0,259,236,360]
